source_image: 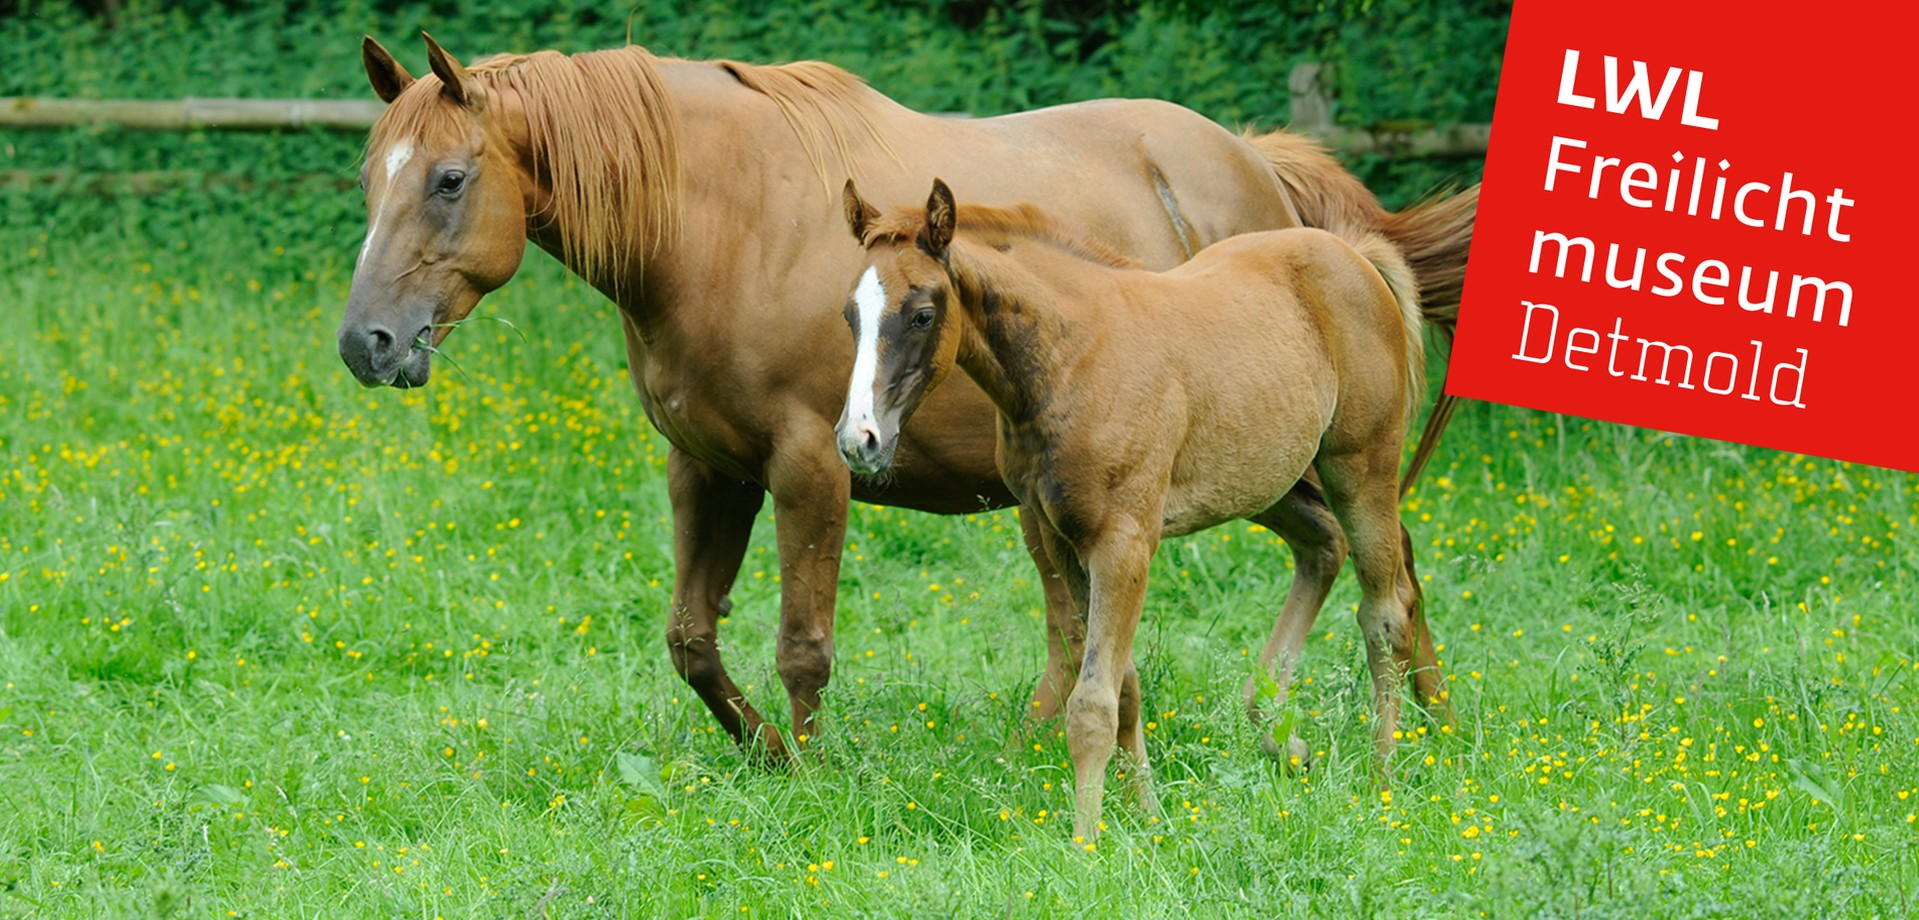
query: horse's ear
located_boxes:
[362,36,414,104]
[422,32,484,111]
[921,178,956,258]
[843,179,881,244]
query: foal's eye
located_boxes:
[436,171,467,197]
[909,308,935,330]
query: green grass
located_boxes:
[2,189,1916,919]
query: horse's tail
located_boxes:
[1242,128,1477,493]
[1241,128,1476,326]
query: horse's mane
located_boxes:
[368,46,896,286]
[862,202,1140,270]
[715,59,900,189]
[370,46,678,286]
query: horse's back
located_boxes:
[917,99,1299,266]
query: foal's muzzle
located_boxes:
[836,420,894,475]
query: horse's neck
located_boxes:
[950,243,1095,422]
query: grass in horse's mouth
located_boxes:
[431,314,527,341]
[411,315,528,382]
[409,332,462,381]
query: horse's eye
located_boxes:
[910,308,935,330]
[437,171,466,197]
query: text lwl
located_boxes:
[1557,49,1719,130]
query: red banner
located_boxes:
[1449,2,1913,472]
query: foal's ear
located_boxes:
[921,178,956,258]
[362,36,414,104]
[843,179,881,244]
[422,32,484,111]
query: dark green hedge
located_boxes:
[2,0,1506,234]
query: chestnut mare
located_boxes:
[338,34,1475,760]
[837,179,1437,840]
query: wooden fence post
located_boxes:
[1288,61,1334,133]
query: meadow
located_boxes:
[3,1,1917,916]
[4,161,1917,918]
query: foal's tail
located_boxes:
[1344,230,1425,435]
[1242,128,1478,493]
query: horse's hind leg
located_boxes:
[1021,508,1085,722]
[1316,445,1420,775]
[1399,524,1451,722]
[666,448,780,758]
[1244,475,1347,770]
[1117,660,1159,816]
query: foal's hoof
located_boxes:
[1261,733,1313,774]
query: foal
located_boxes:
[836,179,1432,842]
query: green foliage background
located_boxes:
[2,0,1504,213]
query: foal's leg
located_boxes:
[665,449,778,756]
[1243,477,1348,769]
[1316,447,1420,775]
[1037,521,1151,812]
[764,436,854,752]
[1064,517,1159,844]
[1022,508,1085,722]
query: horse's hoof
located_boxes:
[1025,702,1062,726]
[1026,672,1072,724]
[1134,787,1163,819]
[740,729,793,769]
[1261,733,1313,774]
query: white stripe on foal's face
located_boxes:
[843,267,888,440]
[358,139,414,266]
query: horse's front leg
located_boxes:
[1021,507,1084,721]
[665,448,779,758]
[765,435,853,751]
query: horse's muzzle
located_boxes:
[338,321,434,388]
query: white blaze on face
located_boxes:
[358,139,414,266]
[843,267,888,440]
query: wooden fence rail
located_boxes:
[1,96,389,132]
[1,65,1490,158]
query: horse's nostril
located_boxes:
[370,327,394,352]
[861,430,880,452]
